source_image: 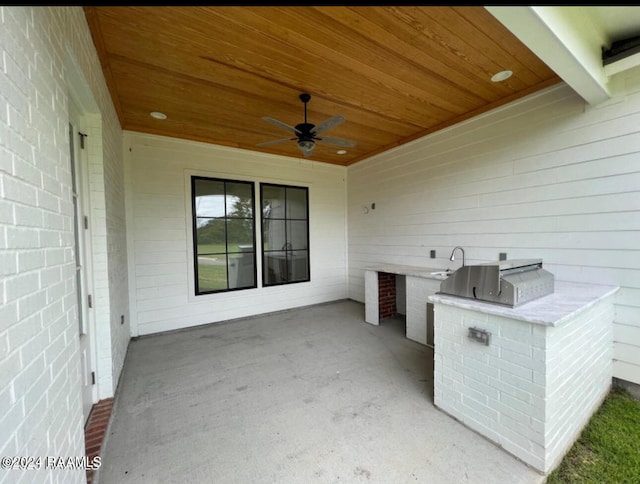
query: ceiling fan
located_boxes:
[257,93,356,157]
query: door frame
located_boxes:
[69,98,98,423]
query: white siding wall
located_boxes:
[125,132,347,336]
[348,82,640,385]
[0,6,127,484]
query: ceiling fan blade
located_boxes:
[311,115,345,135]
[317,136,357,148]
[262,116,301,135]
[257,138,294,147]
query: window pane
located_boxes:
[288,251,309,282]
[286,187,307,219]
[287,220,308,250]
[261,183,310,286]
[192,177,256,294]
[263,219,286,251]
[226,219,254,252]
[227,182,254,218]
[264,251,288,285]
[262,185,286,219]
[196,219,226,253]
[194,179,225,217]
[228,252,255,289]
[197,258,228,292]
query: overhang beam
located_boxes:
[486,6,611,106]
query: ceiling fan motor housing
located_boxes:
[295,122,316,136]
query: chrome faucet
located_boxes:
[449,246,465,266]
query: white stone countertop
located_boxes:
[428,280,619,327]
[365,263,451,281]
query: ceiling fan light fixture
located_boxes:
[298,139,315,152]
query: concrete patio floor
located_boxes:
[96,300,545,484]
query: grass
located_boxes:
[197,262,227,292]
[197,243,226,254]
[196,244,238,292]
[196,247,254,291]
[546,386,640,484]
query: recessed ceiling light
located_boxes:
[491,70,513,82]
[336,149,347,155]
[150,111,167,120]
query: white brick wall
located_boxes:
[544,298,614,471]
[347,81,640,385]
[1,6,127,484]
[1,7,84,484]
[433,290,615,474]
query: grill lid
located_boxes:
[438,258,554,307]
[490,259,543,272]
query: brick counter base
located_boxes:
[378,272,397,320]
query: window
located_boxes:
[261,183,310,286]
[192,177,256,294]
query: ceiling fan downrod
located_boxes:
[297,93,315,154]
[300,93,311,124]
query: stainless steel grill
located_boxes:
[438,259,554,307]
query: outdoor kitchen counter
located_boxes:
[364,264,448,345]
[365,263,450,280]
[428,280,619,327]
[428,280,619,474]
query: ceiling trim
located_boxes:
[486,6,611,106]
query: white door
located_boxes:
[69,103,96,423]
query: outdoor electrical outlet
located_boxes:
[468,327,491,346]
[430,250,436,258]
[499,252,507,261]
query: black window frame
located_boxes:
[191,176,257,295]
[260,182,310,287]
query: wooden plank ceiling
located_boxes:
[84,6,561,166]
